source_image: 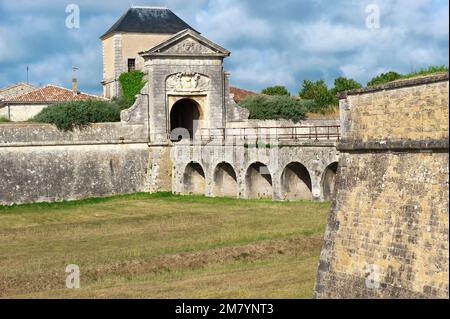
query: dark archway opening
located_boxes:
[170,98,201,141]
[322,162,338,201]
[281,162,313,200]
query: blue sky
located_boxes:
[0,0,448,95]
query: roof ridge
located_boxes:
[0,82,35,92]
[130,5,168,9]
[46,83,71,91]
[6,83,106,102]
[45,84,106,98]
[230,86,256,93]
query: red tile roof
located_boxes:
[230,86,256,103]
[6,84,106,103]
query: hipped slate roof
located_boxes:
[100,6,195,39]
[6,85,106,104]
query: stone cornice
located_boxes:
[337,138,449,152]
[337,73,449,99]
[140,29,230,59]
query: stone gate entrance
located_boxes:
[170,98,201,140]
[118,28,340,201]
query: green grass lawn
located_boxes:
[0,193,329,299]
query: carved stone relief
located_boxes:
[166,72,210,93]
[163,38,214,55]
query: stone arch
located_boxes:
[170,98,202,141]
[281,162,313,200]
[212,162,238,198]
[322,162,338,201]
[183,161,205,195]
[245,162,273,199]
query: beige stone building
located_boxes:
[0,83,36,102]
[100,6,195,98]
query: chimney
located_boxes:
[72,78,78,95]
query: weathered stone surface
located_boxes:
[0,122,150,205]
[146,146,173,192]
[0,122,147,146]
[315,75,449,299]
[337,73,449,99]
[339,80,449,143]
[0,144,149,205]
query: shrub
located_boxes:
[367,66,449,87]
[0,115,10,123]
[261,85,291,96]
[239,95,308,123]
[111,96,133,109]
[367,71,402,87]
[299,99,320,113]
[298,80,335,113]
[401,65,449,79]
[32,99,125,130]
[119,71,146,105]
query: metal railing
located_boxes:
[193,125,340,144]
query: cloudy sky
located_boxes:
[0,0,448,95]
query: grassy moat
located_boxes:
[0,193,329,298]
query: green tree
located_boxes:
[119,71,146,105]
[261,85,291,96]
[331,77,362,95]
[298,80,334,113]
[367,71,402,87]
[329,77,363,105]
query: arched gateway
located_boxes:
[135,28,249,144]
[170,98,201,140]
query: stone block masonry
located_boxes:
[0,144,149,205]
[314,73,449,299]
[0,120,340,205]
[0,123,151,205]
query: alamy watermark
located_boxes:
[169,120,280,174]
[65,4,80,29]
[365,4,381,29]
[65,264,80,289]
[365,264,381,289]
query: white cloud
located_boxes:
[195,0,273,44]
[0,0,448,94]
[228,48,297,92]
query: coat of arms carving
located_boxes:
[166,73,210,93]
[164,38,214,55]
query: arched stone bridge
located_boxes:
[166,128,340,201]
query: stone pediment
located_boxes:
[140,29,230,58]
[163,38,216,55]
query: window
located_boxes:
[127,59,136,72]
